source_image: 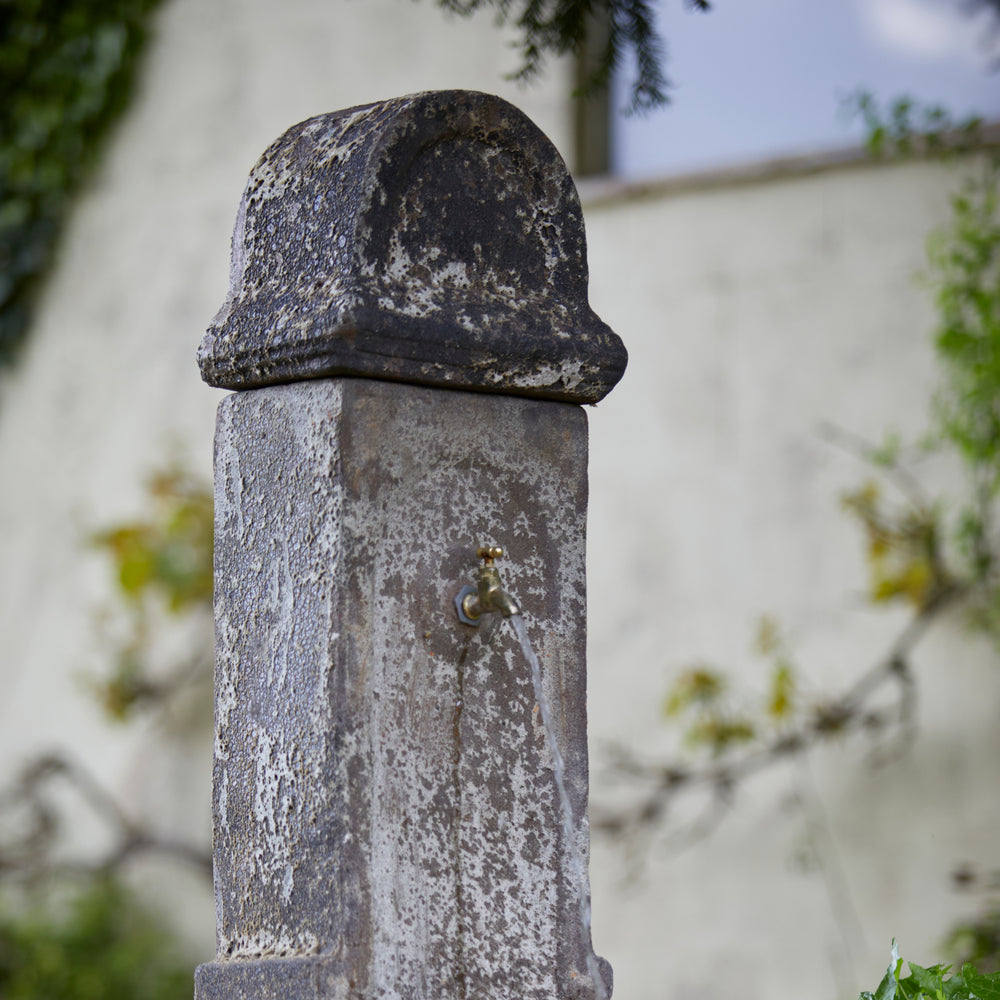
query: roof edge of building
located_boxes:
[578,120,1000,208]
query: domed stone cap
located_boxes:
[198,90,627,403]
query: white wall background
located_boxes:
[0,1,996,997]
[582,156,999,999]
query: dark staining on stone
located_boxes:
[198,90,626,402]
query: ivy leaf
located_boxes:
[860,946,1000,1000]
[869,940,902,1000]
[872,966,897,1000]
[963,965,1000,1000]
[906,961,965,999]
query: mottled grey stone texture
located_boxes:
[197,90,626,403]
[195,377,609,1000]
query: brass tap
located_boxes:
[456,546,521,624]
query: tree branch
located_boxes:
[593,582,965,850]
[0,751,211,884]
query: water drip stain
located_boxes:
[513,614,608,1000]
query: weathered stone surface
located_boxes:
[197,90,626,403]
[195,377,609,1000]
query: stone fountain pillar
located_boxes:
[193,90,627,1000]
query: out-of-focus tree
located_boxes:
[0,465,214,998]
[0,0,164,366]
[0,876,193,1000]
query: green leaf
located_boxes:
[873,966,898,1000]
[963,965,1000,1000]
[860,944,1000,1000]
[906,961,964,999]
[867,940,902,1000]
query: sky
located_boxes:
[611,0,1000,177]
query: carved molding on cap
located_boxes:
[198,90,627,403]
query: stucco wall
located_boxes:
[583,156,998,999]
[0,0,995,996]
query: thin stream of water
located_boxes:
[511,614,608,1000]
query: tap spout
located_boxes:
[456,546,521,624]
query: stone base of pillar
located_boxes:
[195,956,353,1000]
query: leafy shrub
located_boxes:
[0,0,163,365]
[0,876,192,1000]
[861,941,1000,1000]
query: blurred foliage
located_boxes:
[813,101,1000,967]
[844,91,983,160]
[931,174,1000,457]
[89,466,213,720]
[944,866,1000,976]
[787,95,1000,641]
[0,465,214,994]
[841,480,944,610]
[860,941,1000,1000]
[0,0,162,367]
[844,105,1000,638]
[0,875,191,1000]
[436,0,710,113]
[92,467,213,612]
[660,94,1000,762]
[661,615,799,757]
[947,908,1000,977]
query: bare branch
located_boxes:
[595,582,965,853]
[818,421,932,510]
[0,750,211,885]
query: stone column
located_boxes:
[193,90,626,1000]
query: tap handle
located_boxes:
[476,546,504,564]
